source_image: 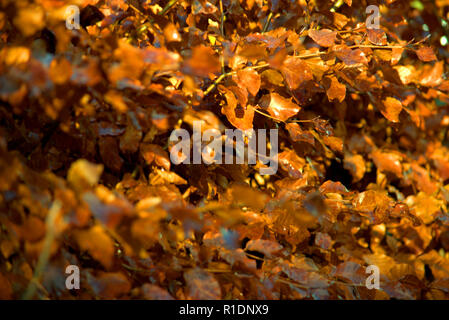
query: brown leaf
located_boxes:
[149,168,187,185]
[88,272,131,299]
[183,45,220,77]
[393,65,416,85]
[380,97,402,122]
[278,149,305,178]
[246,239,283,258]
[343,153,366,182]
[353,190,391,224]
[120,122,142,154]
[140,144,171,171]
[0,273,12,299]
[99,136,124,172]
[74,225,115,269]
[367,29,387,45]
[415,47,437,62]
[67,159,103,191]
[164,23,181,43]
[220,85,254,130]
[371,149,403,177]
[325,76,346,102]
[322,135,343,153]
[334,45,368,65]
[237,42,267,61]
[285,123,315,145]
[142,284,174,300]
[419,61,443,87]
[308,29,337,47]
[235,69,261,96]
[260,92,301,121]
[280,56,314,90]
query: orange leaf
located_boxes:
[220,85,254,130]
[415,46,437,62]
[235,68,261,96]
[371,149,403,177]
[380,97,402,122]
[325,76,346,102]
[246,239,283,258]
[140,143,171,171]
[280,56,313,90]
[183,45,220,77]
[308,29,337,47]
[74,225,115,269]
[260,92,301,121]
[367,29,387,45]
[334,45,368,65]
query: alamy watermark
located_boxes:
[65,265,80,290]
[366,5,380,30]
[65,5,80,30]
[365,265,380,289]
[169,121,278,175]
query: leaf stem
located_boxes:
[203,42,409,96]
[22,201,61,300]
[262,12,273,33]
[159,0,179,15]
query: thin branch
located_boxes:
[204,73,228,96]
[22,201,62,300]
[254,108,285,123]
[262,12,273,33]
[219,0,225,38]
[203,42,410,96]
[158,0,179,16]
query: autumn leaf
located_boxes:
[260,92,301,121]
[371,149,403,177]
[334,45,368,65]
[3,0,449,301]
[278,149,305,178]
[235,68,261,96]
[87,272,131,299]
[379,97,403,122]
[142,284,174,300]
[183,45,221,77]
[352,190,391,224]
[324,76,346,102]
[367,29,387,45]
[184,268,221,300]
[415,46,437,62]
[220,85,254,130]
[67,159,103,192]
[74,225,115,269]
[285,123,315,145]
[246,239,283,258]
[280,56,313,90]
[343,153,366,182]
[419,61,444,87]
[140,143,171,171]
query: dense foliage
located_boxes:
[1,0,449,299]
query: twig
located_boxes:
[348,44,407,50]
[254,108,285,123]
[22,201,62,300]
[262,12,273,33]
[203,42,410,96]
[219,0,225,37]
